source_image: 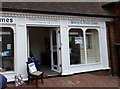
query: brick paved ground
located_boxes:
[7,73,119,88]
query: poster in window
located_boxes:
[0,36,2,41]
[75,37,83,44]
[7,44,11,50]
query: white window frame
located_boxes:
[68,26,102,67]
[0,25,16,75]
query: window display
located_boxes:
[69,29,85,65]
[0,27,14,72]
[69,28,100,65]
[86,29,100,63]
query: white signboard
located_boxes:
[27,18,60,25]
[69,20,98,26]
[28,62,37,73]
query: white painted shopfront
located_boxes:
[0,12,109,82]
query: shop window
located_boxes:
[0,27,14,72]
[69,29,85,65]
[86,31,92,49]
[86,29,100,63]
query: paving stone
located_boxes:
[7,73,119,88]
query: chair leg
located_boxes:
[36,77,38,88]
[41,73,43,84]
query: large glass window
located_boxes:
[0,27,14,72]
[69,28,100,65]
[86,29,100,63]
[69,29,85,65]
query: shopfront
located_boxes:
[0,12,109,81]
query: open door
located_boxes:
[50,28,61,73]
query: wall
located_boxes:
[114,3,120,43]
[106,15,119,76]
[103,2,120,76]
[113,4,120,76]
[108,3,120,76]
[106,22,117,75]
[114,20,120,43]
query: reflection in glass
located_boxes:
[86,29,100,63]
[52,30,58,69]
[69,29,85,65]
[0,27,14,72]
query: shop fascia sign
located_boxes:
[0,17,14,23]
[69,20,98,25]
[27,18,59,25]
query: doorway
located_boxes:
[27,27,61,77]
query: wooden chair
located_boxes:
[26,62,43,88]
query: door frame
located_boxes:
[26,26,62,73]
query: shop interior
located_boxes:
[27,27,59,77]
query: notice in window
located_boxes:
[75,37,83,44]
[7,44,11,50]
[0,36,2,41]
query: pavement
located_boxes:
[7,73,119,88]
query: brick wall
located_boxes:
[89,21,119,76]
[106,22,119,76]
[87,2,120,76]
[102,2,120,76]
[114,3,120,43]
[114,20,120,43]
[112,3,120,76]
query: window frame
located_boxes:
[0,25,16,73]
[68,27,101,66]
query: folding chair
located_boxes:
[26,62,43,88]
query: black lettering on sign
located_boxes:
[0,18,13,23]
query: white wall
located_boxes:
[60,20,71,75]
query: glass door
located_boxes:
[50,28,61,73]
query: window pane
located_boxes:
[0,27,14,72]
[52,30,58,69]
[69,29,85,65]
[86,29,100,63]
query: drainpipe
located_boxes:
[108,22,114,76]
